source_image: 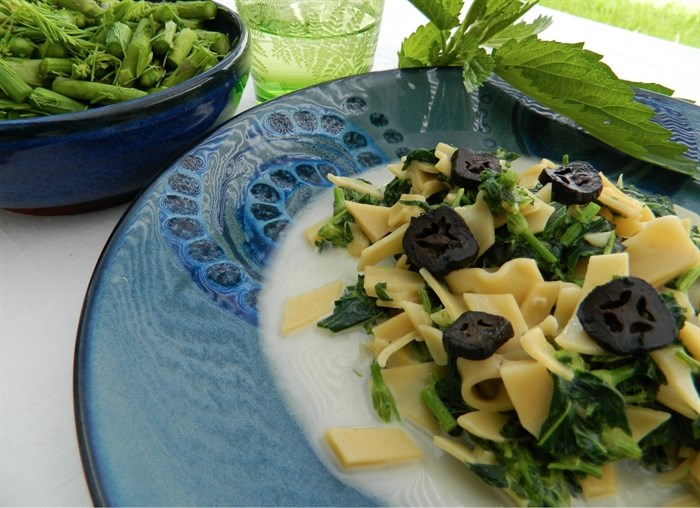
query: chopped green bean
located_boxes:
[54,0,105,19]
[105,21,132,58]
[0,98,33,112]
[4,58,43,87]
[7,36,37,58]
[151,3,176,22]
[166,27,197,69]
[0,58,34,103]
[152,20,177,55]
[52,76,148,104]
[40,57,74,78]
[196,29,229,55]
[116,17,152,86]
[162,45,216,87]
[37,41,70,58]
[29,86,88,114]
[172,1,217,20]
[55,7,87,27]
[138,64,165,88]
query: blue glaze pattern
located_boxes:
[157,103,390,323]
[76,68,699,507]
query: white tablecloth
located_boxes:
[1,1,699,505]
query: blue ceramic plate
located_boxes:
[75,67,700,506]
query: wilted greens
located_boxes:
[311,144,700,506]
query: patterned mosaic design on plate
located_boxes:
[158,97,403,324]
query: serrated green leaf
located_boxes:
[494,36,698,178]
[408,0,463,30]
[622,80,674,97]
[462,42,494,92]
[466,0,540,44]
[462,0,490,27]
[484,15,552,48]
[399,23,446,67]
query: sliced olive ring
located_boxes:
[538,160,602,205]
[450,147,502,190]
[577,276,677,355]
[443,311,514,361]
[402,206,479,277]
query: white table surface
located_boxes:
[1,1,699,505]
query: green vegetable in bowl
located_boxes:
[0,0,233,119]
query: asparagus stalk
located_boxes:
[152,20,177,55]
[1,109,39,120]
[52,76,148,104]
[150,3,176,22]
[105,21,132,58]
[162,45,217,87]
[116,17,152,86]
[138,65,165,88]
[196,30,229,55]
[0,98,34,112]
[4,58,43,87]
[55,7,87,27]
[7,36,37,58]
[53,0,105,19]
[39,57,74,78]
[176,17,204,30]
[28,86,88,114]
[38,41,69,58]
[172,1,218,20]
[166,27,197,69]
[0,58,33,103]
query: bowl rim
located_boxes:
[0,0,250,130]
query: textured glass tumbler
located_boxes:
[235,0,385,102]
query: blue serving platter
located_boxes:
[74,67,700,506]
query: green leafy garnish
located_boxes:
[479,168,558,265]
[399,0,698,179]
[317,276,389,332]
[370,361,400,423]
[374,281,392,301]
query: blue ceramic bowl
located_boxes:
[0,1,250,214]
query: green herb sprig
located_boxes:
[399,0,698,179]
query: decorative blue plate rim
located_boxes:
[74,67,700,507]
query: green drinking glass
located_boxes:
[235,0,385,102]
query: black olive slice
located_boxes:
[443,311,514,361]
[402,206,479,277]
[450,147,502,190]
[538,160,603,205]
[577,276,677,355]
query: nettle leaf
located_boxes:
[462,0,489,27]
[409,0,463,30]
[462,43,494,93]
[466,0,539,44]
[494,36,698,178]
[622,79,674,97]
[484,15,552,48]
[399,23,445,67]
